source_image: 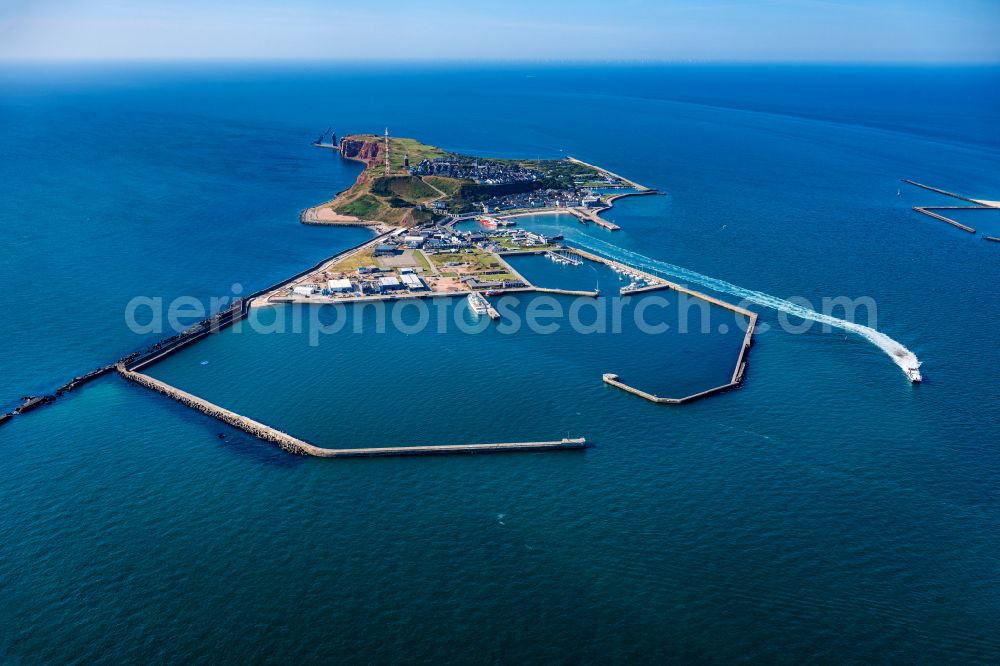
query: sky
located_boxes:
[0,0,998,63]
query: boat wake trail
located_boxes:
[577,236,922,381]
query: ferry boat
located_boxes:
[479,216,500,229]
[467,291,489,315]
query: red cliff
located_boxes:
[339,137,383,167]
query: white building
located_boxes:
[400,273,427,291]
[292,284,318,296]
[378,276,402,292]
[327,278,354,293]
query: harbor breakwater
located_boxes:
[119,363,586,458]
[2,231,389,426]
[4,157,761,449]
[903,179,1000,242]
[118,364,320,455]
[1,364,118,428]
[4,223,594,457]
[129,230,392,371]
[601,310,755,405]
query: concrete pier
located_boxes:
[603,374,681,404]
[531,287,600,297]
[314,439,587,458]
[596,258,758,405]
[570,207,621,230]
[477,292,502,320]
[601,320,754,405]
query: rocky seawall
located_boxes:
[118,364,320,456]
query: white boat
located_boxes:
[905,365,922,383]
[467,291,489,315]
[545,251,582,266]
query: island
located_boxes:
[4,131,757,458]
[301,131,656,231]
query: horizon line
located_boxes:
[2,57,998,67]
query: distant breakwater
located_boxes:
[903,179,1000,243]
[1,365,117,428]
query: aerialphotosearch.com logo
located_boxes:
[124,283,880,347]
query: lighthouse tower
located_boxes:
[384,127,390,176]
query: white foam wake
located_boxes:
[578,236,922,379]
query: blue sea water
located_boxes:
[1,64,999,662]
[924,206,1000,236]
[144,293,747,435]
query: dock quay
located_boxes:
[531,287,600,297]
[480,293,501,320]
[570,207,621,230]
